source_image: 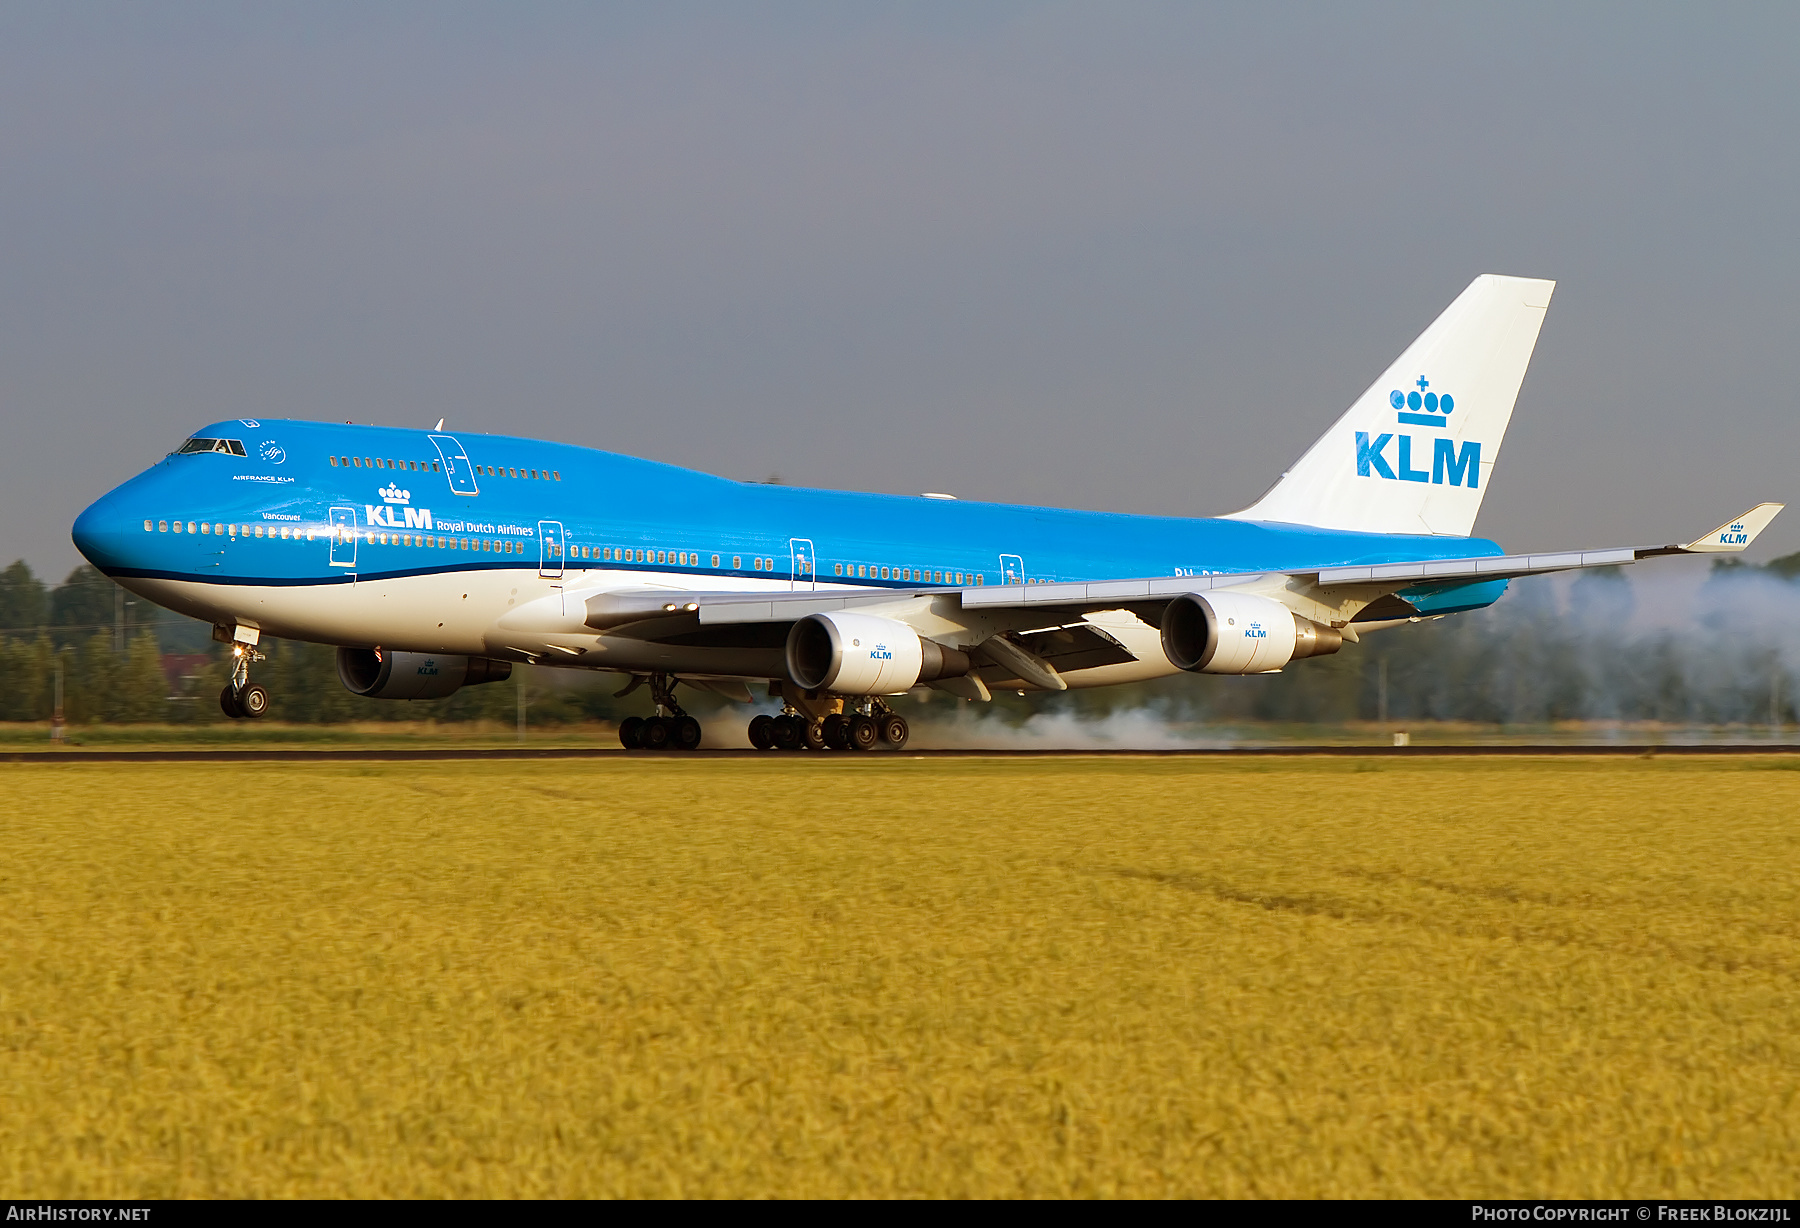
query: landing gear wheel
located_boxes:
[772,714,804,751]
[641,716,672,750]
[878,713,909,750]
[619,715,644,749]
[673,716,703,751]
[238,684,270,719]
[748,713,775,750]
[219,685,243,719]
[803,720,828,751]
[822,713,849,751]
[847,714,878,752]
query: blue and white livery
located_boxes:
[71,274,1782,749]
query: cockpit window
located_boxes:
[177,437,247,456]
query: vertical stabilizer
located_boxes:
[1226,274,1554,536]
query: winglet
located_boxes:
[1679,503,1785,553]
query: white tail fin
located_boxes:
[1227,274,1554,537]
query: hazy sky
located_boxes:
[4,3,1797,580]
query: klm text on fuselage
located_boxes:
[1354,433,1480,487]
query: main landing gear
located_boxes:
[617,672,703,751]
[218,638,269,720]
[748,696,909,753]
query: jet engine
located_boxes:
[786,612,970,694]
[1160,591,1343,674]
[336,646,513,700]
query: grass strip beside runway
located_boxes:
[2,756,1796,1197]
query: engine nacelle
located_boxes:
[336,647,513,700]
[1160,591,1343,674]
[786,612,970,695]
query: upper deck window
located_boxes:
[177,437,246,456]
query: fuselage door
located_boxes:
[789,538,816,591]
[538,520,565,579]
[330,506,358,568]
[999,553,1025,585]
[429,434,481,496]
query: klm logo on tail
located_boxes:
[1356,376,1479,488]
[1391,375,1454,427]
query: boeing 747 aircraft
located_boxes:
[72,275,1781,750]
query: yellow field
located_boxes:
[2,756,1796,1198]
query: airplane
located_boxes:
[71,274,1782,751]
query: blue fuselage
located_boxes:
[74,418,1506,625]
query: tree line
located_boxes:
[2,555,1797,727]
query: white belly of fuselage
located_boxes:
[122,567,1180,690]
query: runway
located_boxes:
[5,744,1800,763]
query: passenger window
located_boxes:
[711,554,720,568]
[329,456,338,466]
[732,556,741,569]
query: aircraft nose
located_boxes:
[72,485,144,574]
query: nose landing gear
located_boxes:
[217,632,268,720]
[617,673,703,751]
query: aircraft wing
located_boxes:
[956,503,1785,616]
[548,501,1783,666]
[582,502,1783,628]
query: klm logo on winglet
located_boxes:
[1356,376,1479,488]
[1720,523,1750,546]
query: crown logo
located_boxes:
[1390,376,1454,425]
[379,483,411,504]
